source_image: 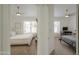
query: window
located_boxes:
[54,21,60,33]
[23,21,37,33]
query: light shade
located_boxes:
[65,15,69,18]
[65,9,70,18]
[16,6,21,16]
[16,12,21,16]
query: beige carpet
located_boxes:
[11,39,37,55]
[54,38,76,55]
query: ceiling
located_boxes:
[10,4,77,18]
[10,4,38,17]
[54,4,77,17]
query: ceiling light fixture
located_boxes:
[65,9,70,18]
[65,15,69,18]
[16,6,21,16]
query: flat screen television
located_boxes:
[63,27,68,31]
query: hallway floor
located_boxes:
[54,38,76,55]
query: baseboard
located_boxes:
[49,49,55,55]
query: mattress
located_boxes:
[10,34,34,45]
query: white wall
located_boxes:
[0,5,3,54]
[48,5,55,54]
[54,16,77,33]
[2,5,10,54]
[68,5,78,55]
[10,16,36,34]
[37,5,55,55]
[54,17,70,32]
[68,15,77,32]
[76,5,78,55]
[0,5,10,54]
[37,5,49,55]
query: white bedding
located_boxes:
[10,34,34,45]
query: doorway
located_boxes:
[53,4,77,55]
[9,5,38,55]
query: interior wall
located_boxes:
[37,5,49,55]
[37,5,55,55]
[0,5,10,55]
[48,5,55,54]
[10,16,36,34]
[54,16,77,33]
[0,5,3,54]
[68,5,78,55]
[68,15,77,32]
[54,17,70,31]
[76,5,78,55]
[78,5,79,55]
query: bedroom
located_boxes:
[0,4,78,55]
[10,5,38,55]
[52,4,78,55]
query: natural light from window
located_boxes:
[23,21,37,33]
[54,21,60,33]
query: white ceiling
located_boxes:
[10,4,38,17]
[10,4,77,18]
[54,4,77,17]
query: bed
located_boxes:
[60,35,76,48]
[10,33,36,46]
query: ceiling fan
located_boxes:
[65,9,75,18]
[16,6,24,16]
